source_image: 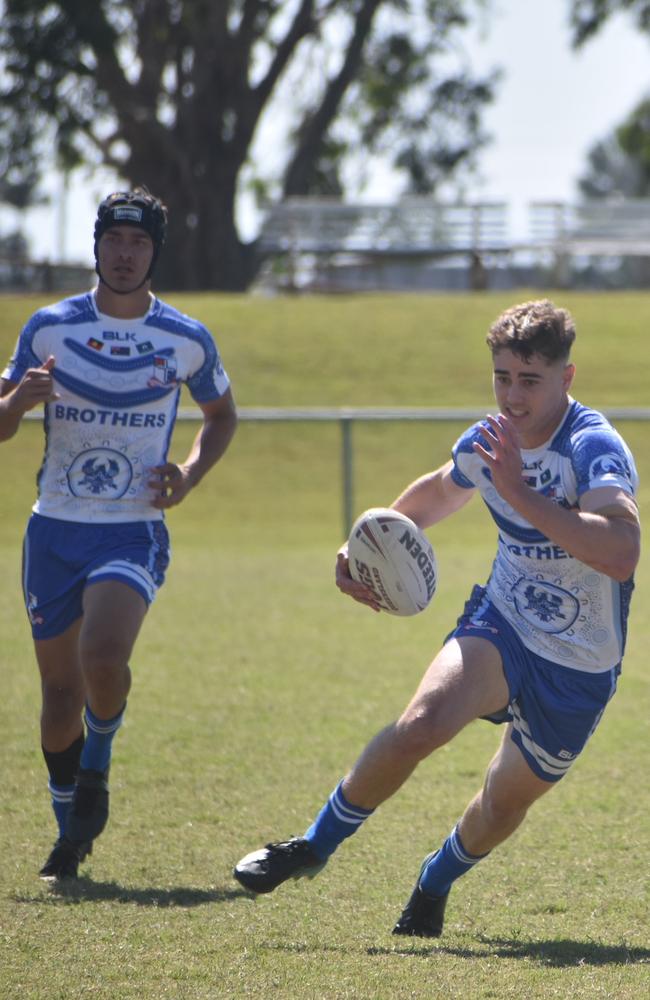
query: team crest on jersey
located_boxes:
[136,341,154,354]
[148,353,178,387]
[512,578,580,634]
[87,338,104,351]
[589,453,630,484]
[67,448,133,499]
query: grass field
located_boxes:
[0,292,648,999]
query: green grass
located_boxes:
[0,292,648,998]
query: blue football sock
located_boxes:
[419,824,489,897]
[304,780,375,860]
[48,781,75,837]
[80,703,125,773]
[42,734,85,837]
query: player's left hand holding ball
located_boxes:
[335,544,382,612]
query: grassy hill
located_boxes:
[2,289,650,407]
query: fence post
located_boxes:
[341,417,354,539]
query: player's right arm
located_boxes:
[390,460,475,529]
[0,356,58,442]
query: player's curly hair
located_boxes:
[487,299,576,363]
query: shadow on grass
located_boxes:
[370,936,650,968]
[14,878,249,908]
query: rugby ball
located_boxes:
[347,507,437,616]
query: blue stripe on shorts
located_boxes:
[22,513,171,639]
[447,584,619,782]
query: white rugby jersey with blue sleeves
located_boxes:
[451,400,638,674]
[2,291,231,523]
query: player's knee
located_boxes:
[392,708,449,760]
[482,783,531,830]
[42,679,84,712]
[80,634,131,684]
[41,681,85,730]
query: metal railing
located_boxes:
[188,406,650,536]
[26,405,650,537]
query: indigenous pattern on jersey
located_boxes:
[451,400,638,674]
[2,291,230,523]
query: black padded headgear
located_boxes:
[94,187,167,285]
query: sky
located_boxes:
[464,0,650,235]
[2,0,649,264]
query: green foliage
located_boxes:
[0,291,648,998]
[344,2,499,195]
[617,99,650,178]
[571,0,650,198]
[570,0,650,47]
[578,129,648,199]
[579,98,650,198]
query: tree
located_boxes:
[570,0,650,196]
[569,1,650,287]
[0,0,497,290]
[0,114,42,210]
[569,0,650,47]
[578,102,650,198]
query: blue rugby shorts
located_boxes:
[22,512,171,640]
[447,584,620,782]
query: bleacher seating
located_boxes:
[258,197,511,260]
[255,196,650,291]
[529,199,650,257]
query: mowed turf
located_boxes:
[0,292,648,999]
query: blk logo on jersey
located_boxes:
[104,330,136,341]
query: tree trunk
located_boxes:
[126,153,259,292]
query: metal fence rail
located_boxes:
[193,406,650,536]
[26,406,650,537]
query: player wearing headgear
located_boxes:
[93,188,168,292]
[0,186,237,880]
[233,299,640,939]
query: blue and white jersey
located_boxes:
[451,400,638,673]
[2,291,230,523]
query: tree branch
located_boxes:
[253,0,317,109]
[283,0,383,195]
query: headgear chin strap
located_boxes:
[94,187,167,293]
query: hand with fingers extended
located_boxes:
[148,462,195,509]
[472,413,527,504]
[13,356,60,413]
[335,545,382,613]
